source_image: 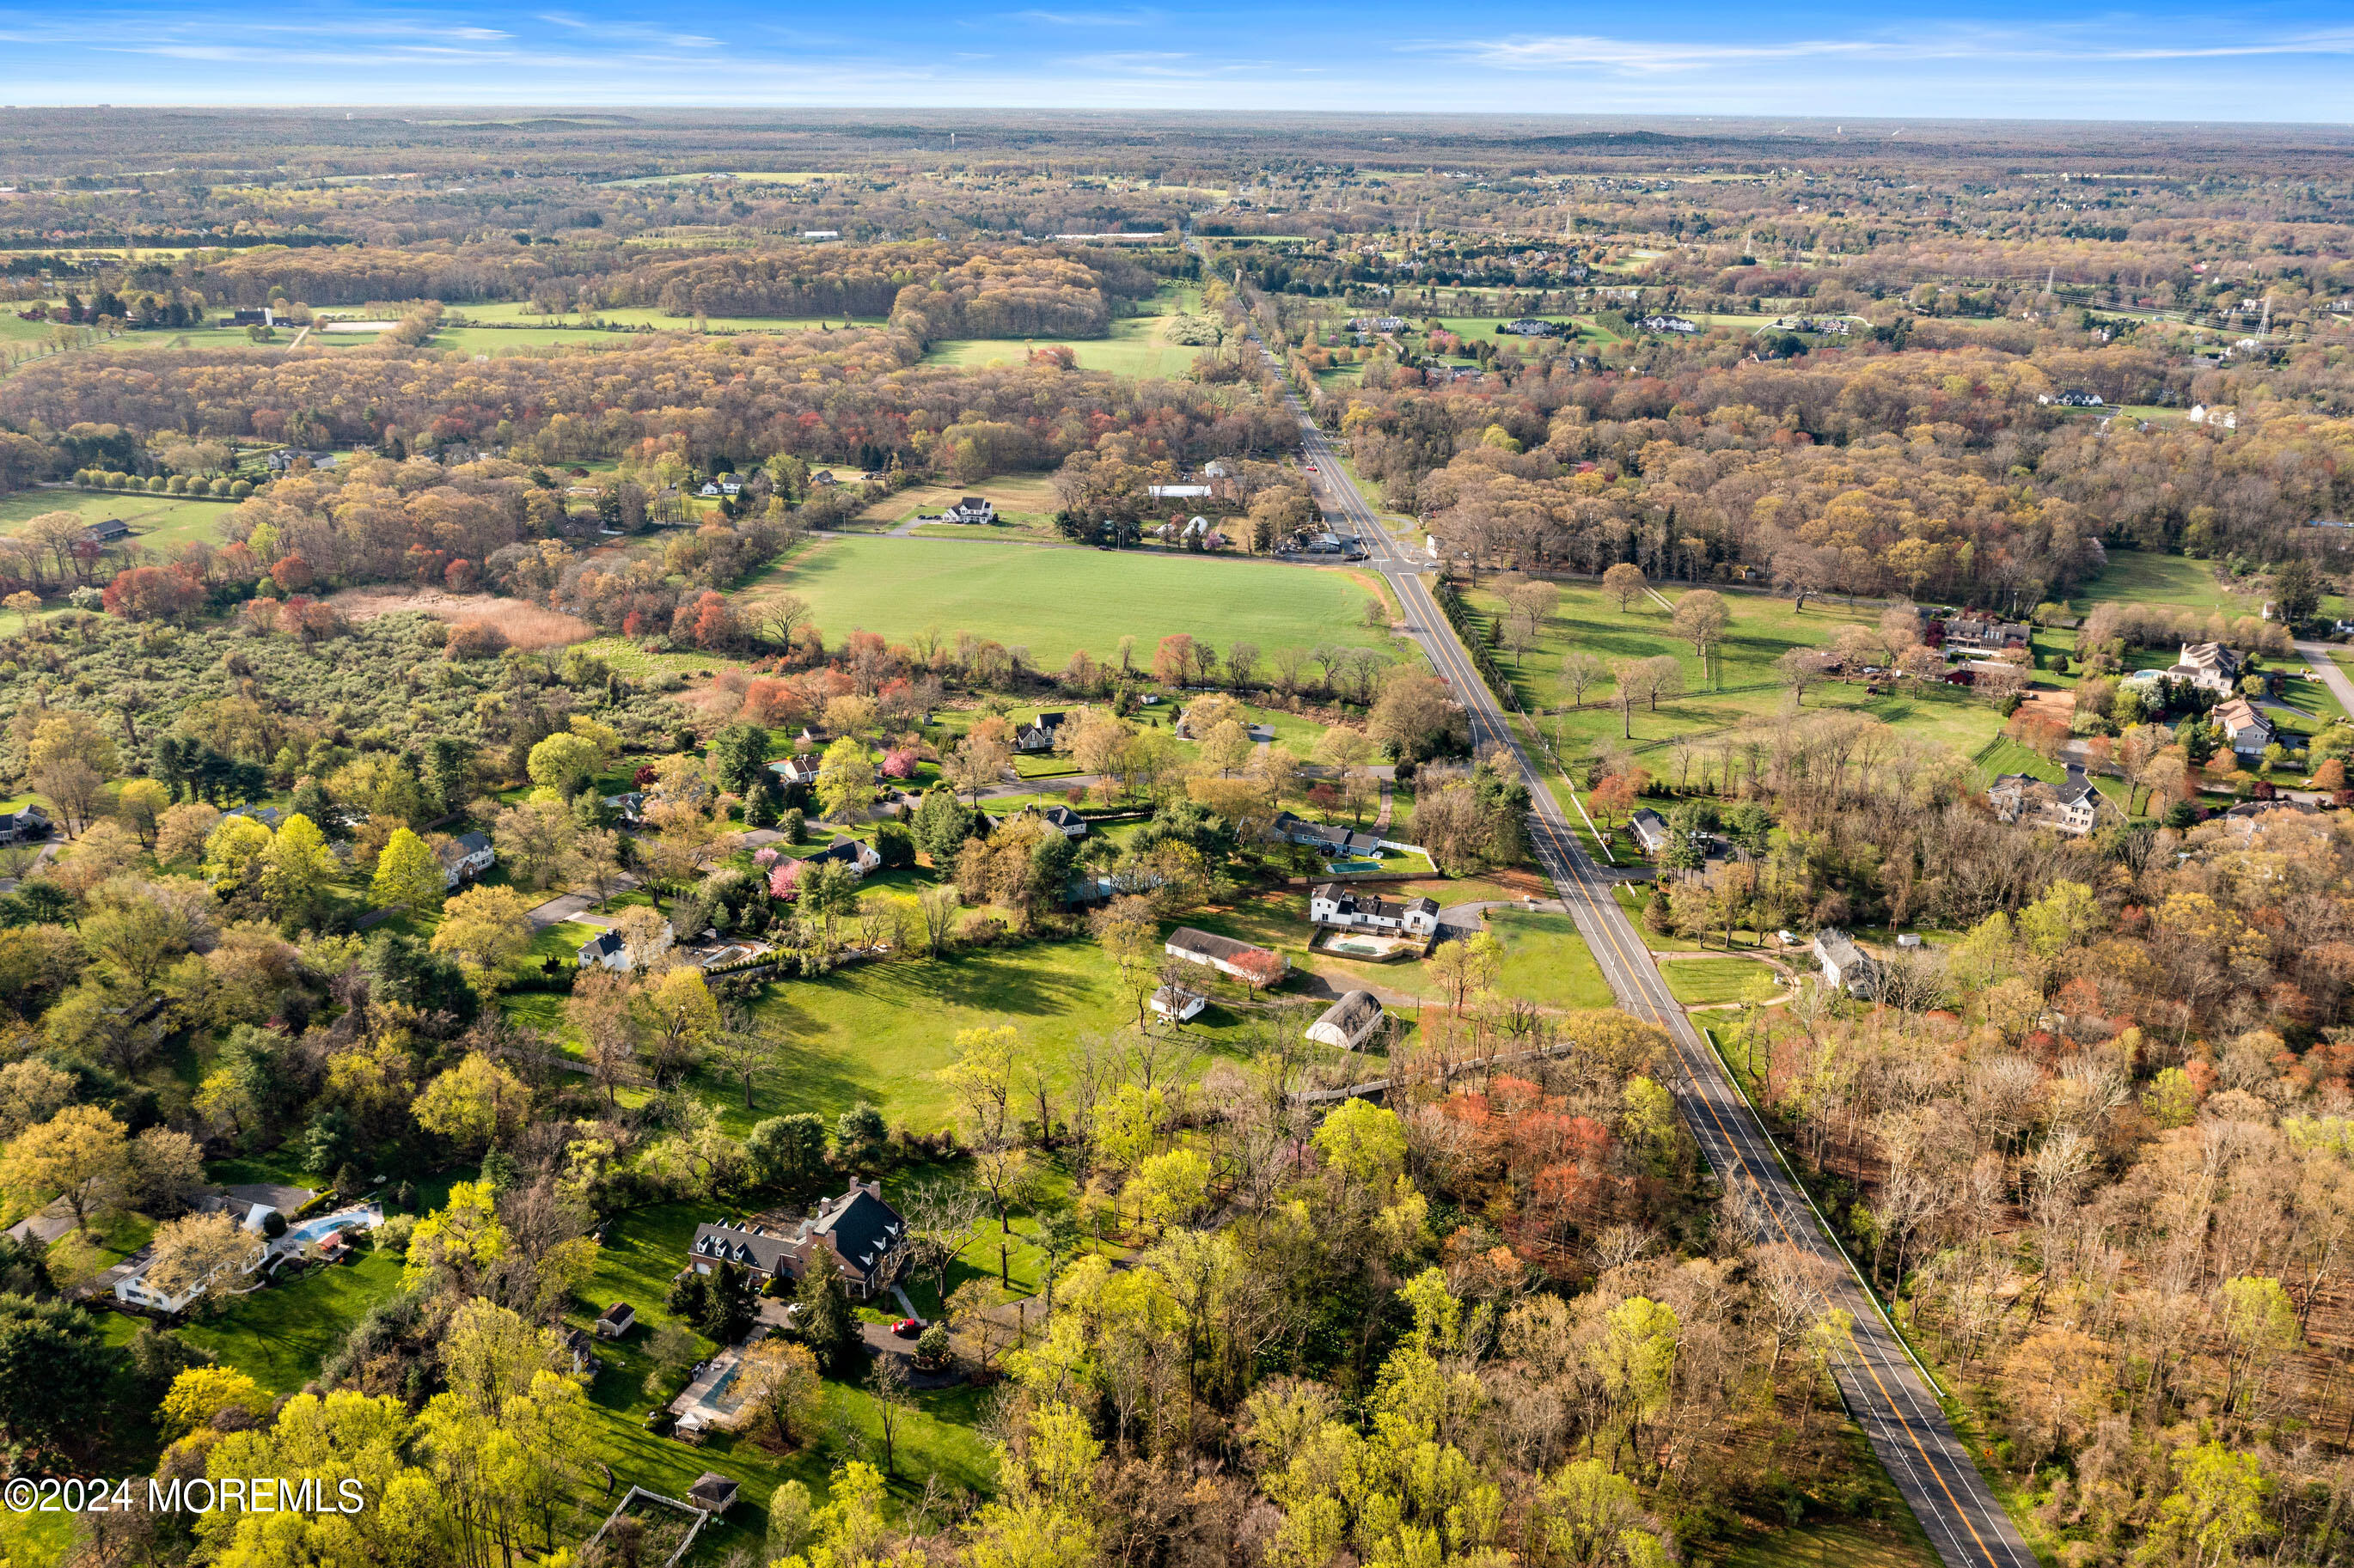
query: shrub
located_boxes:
[229,479,253,499]
[780,808,805,844]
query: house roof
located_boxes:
[597,1300,633,1325]
[578,930,624,963]
[1165,926,1274,965]
[1313,990,1385,1038]
[1311,884,1437,920]
[688,1473,739,1511]
[451,831,492,857]
[806,837,872,865]
[2213,697,2270,732]
[690,1222,795,1273]
[1813,929,1868,970]
[807,1187,905,1279]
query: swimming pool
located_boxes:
[1326,858,1384,874]
[284,1204,382,1246]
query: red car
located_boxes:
[890,1318,925,1339]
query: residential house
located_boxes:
[1812,929,1877,998]
[1941,616,2033,657]
[697,475,744,497]
[264,448,337,473]
[2171,642,2245,697]
[1014,802,1088,839]
[595,1301,636,1339]
[942,497,995,525]
[1503,317,1561,336]
[1629,808,1672,857]
[1638,314,1699,333]
[1308,883,1440,942]
[0,804,51,844]
[686,1181,908,1300]
[602,791,645,824]
[563,1327,596,1377]
[768,754,822,788]
[1149,985,1208,1023]
[115,1211,268,1314]
[2038,389,2106,407]
[1165,927,1287,982]
[1305,990,1387,1051]
[1987,766,2108,837]
[1148,484,1214,499]
[1273,811,1383,857]
[1015,710,1071,753]
[439,832,496,889]
[577,930,629,972]
[2211,697,2274,758]
[83,517,131,544]
[803,838,884,877]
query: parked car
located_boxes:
[891,1318,926,1339]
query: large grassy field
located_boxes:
[740,535,1393,667]
[455,300,888,333]
[0,488,231,553]
[924,287,1212,381]
[2070,549,2265,614]
[1476,581,2006,764]
[852,474,1063,530]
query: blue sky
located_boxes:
[2,1,2350,119]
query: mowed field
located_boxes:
[1475,580,2004,760]
[924,286,1213,381]
[0,489,229,553]
[2070,548,2270,615]
[741,536,1392,665]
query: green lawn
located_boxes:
[2072,549,2264,614]
[0,489,231,555]
[741,536,1392,668]
[454,301,889,333]
[179,1248,412,1395]
[923,286,1212,381]
[1659,955,1783,1007]
[1486,581,2002,762]
[1487,909,1616,1009]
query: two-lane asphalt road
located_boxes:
[1256,337,2033,1568]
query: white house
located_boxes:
[768,754,822,787]
[1639,314,1698,333]
[1014,710,1073,753]
[803,838,884,878]
[1629,808,1672,857]
[577,930,630,971]
[688,1182,906,1301]
[1149,985,1208,1023]
[1305,990,1386,1051]
[2171,642,2244,697]
[942,497,995,525]
[439,832,496,889]
[114,1201,276,1314]
[1148,484,1214,499]
[1308,883,1439,941]
[1165,927,1286,982]
[1812,930,1877,998]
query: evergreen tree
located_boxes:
[792,1247,862,1376]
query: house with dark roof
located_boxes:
[0,804,51,845]
[595,1301,636,1339]
[1015,709,1072,753]
[686,1181,908,1300]
[802,838,883,878]
[577,930,629,971]
[1941,617,2033,657]
[943,497,995,525]
[439,831,495,889]
[1502,317,1562,336]
[563,1327,597,1377]
[1308,883,1439,942]
[83,518,131,544]
[1306,990,1386,1051]
[688,1473,740,1516]
[1165,927,1286,982]
[2173,642,2245,697]
[1273,811,1382,857]
[1629,808,1672,857]
[1017,802,1088,839]
[768,754,822,787]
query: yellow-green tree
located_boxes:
[413,1053,529,1156]
[260,812,336,917]
[0,1103,128,1233]
[160,1365,271,1441]
[429,884,535,991]
[370,826,444,909]
[199,815,274,894]
[816,735,877,821]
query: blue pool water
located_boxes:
[284,1205,381,1245]
[1326,858,1384,874]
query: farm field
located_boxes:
[740,535,1394,668]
